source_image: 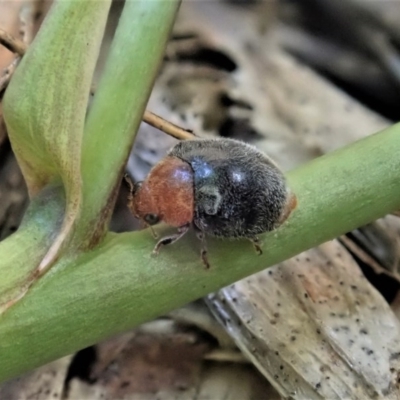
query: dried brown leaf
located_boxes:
[0,356,71,400]
[208,241,400,399]
[349,218,400,278]
[67,321,277,400]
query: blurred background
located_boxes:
[1,1,400,399]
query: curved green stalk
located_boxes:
[1,0,111,307]
[73,0,181,248]
[0,123,399,382]
[3,0,110,197]
[0,185,65,312]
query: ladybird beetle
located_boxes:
[127,138,297,268]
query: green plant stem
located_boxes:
[3,0,110,196]
[2,0,112,282]
[0,123,399,383]
[0,186,65,309]
[73,0,181,248]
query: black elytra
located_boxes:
[169,138,289,239]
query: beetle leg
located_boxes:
[196,230,210,269]
[250,237,263,255]
[149,225,159,239]
[124,174,135,213]
[152,224,190,255]
[136,210,158,239]
[201,248,210,269]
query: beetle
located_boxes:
[126,138,297,268]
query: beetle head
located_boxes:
[128,156,195,228]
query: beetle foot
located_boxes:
[250,237,263,255]
[201,248,210,269]
[152,225,190,255]
[149,226,159,239]
[196,230,210,269]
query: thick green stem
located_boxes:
[0,123,399,383]
[73,0,181,248]
[3,0,110,197]
[0,186,65,311]
[1,0,111,308]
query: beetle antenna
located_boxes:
[149,225,159,239]
[123,173,134,194]
[123,173,142,198]
[124,173,143,218]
